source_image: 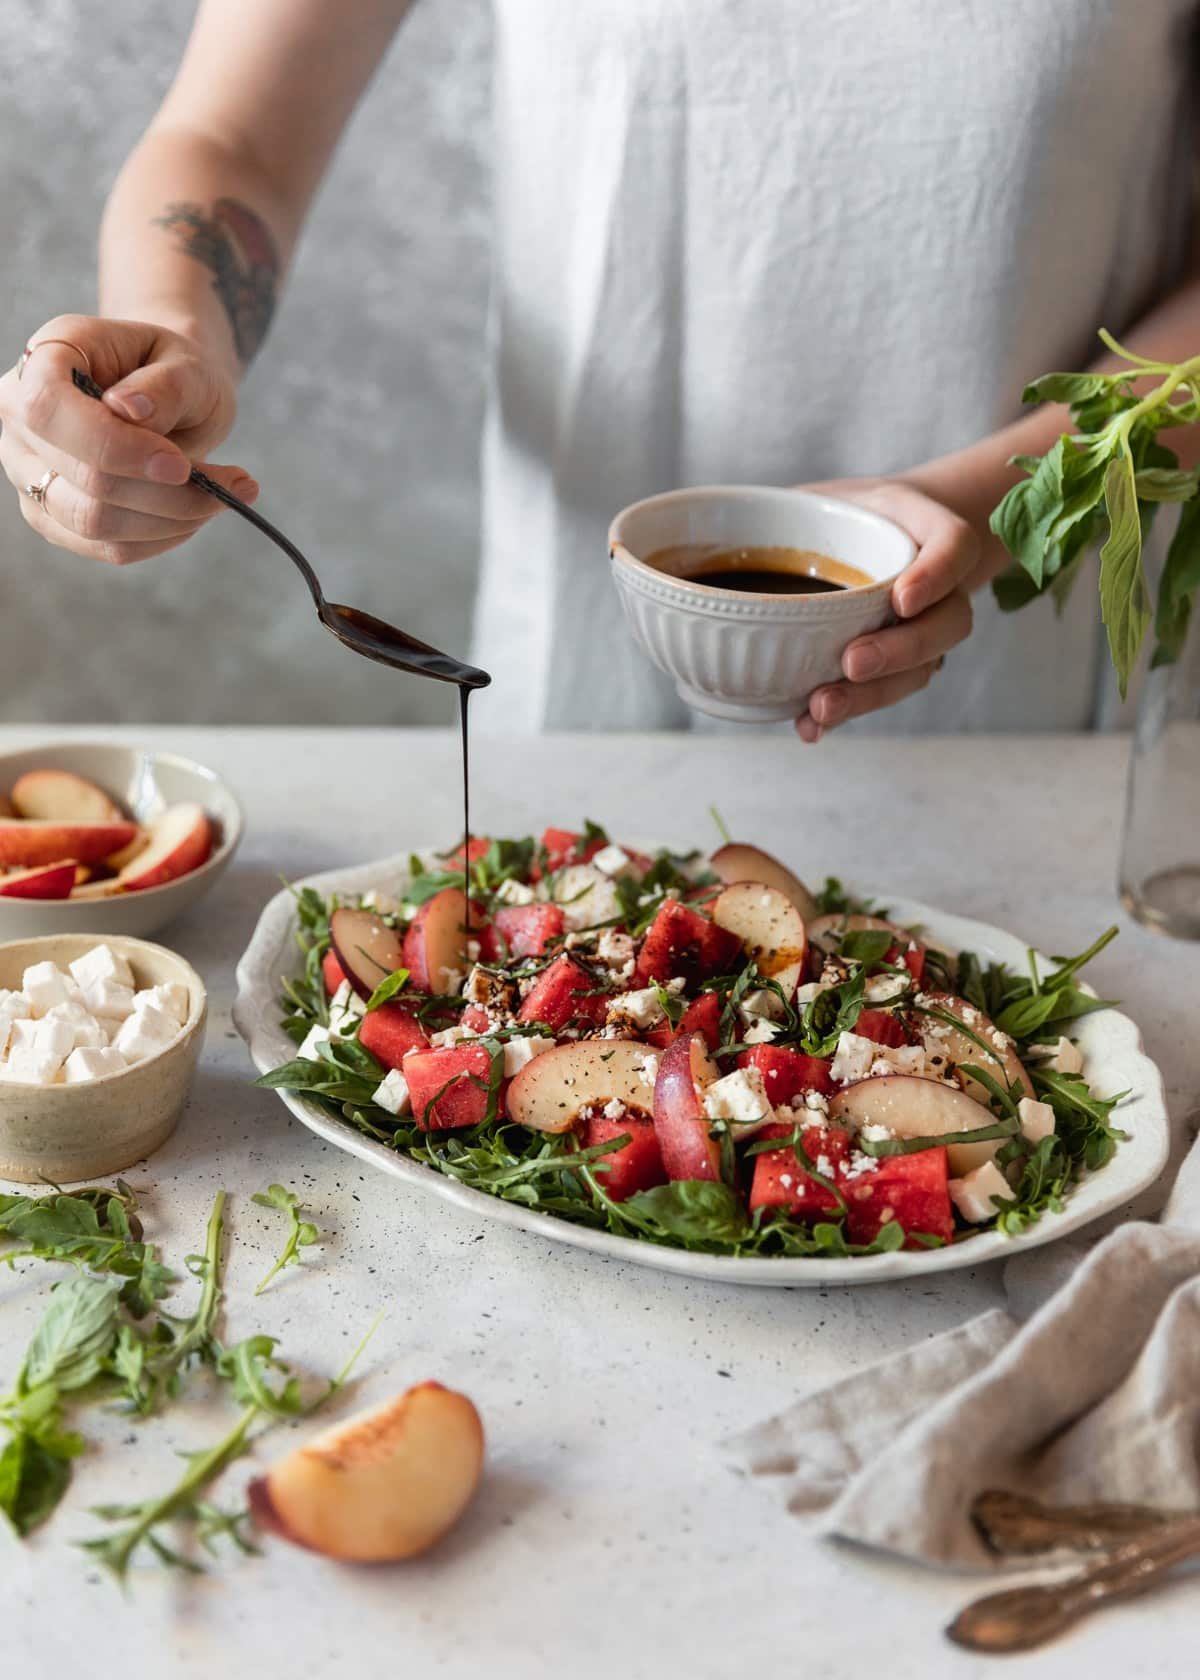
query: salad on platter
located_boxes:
[259,823,1127,1260]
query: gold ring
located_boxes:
[18,338,93,381]
[23,468,57,508]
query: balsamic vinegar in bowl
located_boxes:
[645,544,871,595]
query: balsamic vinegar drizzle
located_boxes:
[71,366,491,872]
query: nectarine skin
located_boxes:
[652,1032,723,1182]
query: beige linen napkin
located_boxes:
[724,1135,1200,1569]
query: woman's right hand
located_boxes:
[0,313,257,565]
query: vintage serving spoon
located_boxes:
[948,1491,1200,1653]
[71,368,491,692]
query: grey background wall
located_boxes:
[1,0,493,727]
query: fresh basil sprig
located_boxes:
[991,330,1200,693]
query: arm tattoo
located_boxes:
[154,198,279,362]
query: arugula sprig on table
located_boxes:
[251,1184,321,1295]
[991,330,1200,693]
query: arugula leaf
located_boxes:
[251,1185,320,1296]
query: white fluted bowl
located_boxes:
[609,485,916,723]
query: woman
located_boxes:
[4,1,1199,737]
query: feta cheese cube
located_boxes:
[1027,1036,1083,1076]
[502,1034,555,1078]
[494,876,535,906]
[1018,1096,1056,1145]
[112,1004,180,1063]
[830,1031,877,1085]
[592,843,633,877]
[702,1066,775,1136]
[44,1001,107,1051]
[68,944,134,993]
[865,972,909,1004]
[21,960,73,1017]
[740,987,782,1022]
[132,982,190,1024]
[81,978,136,1021]
[429,1023,478,1048]
[372,1068,411,1116]
[743,1017,779,1044]
[596,929,635,967]
[552,865,621,931]
[362,889,403,916]
[870,1043,926,1079]
[329,980,366,1036]
[297,1023,333,1062]
[605,987,666,1031]
[63,1045,128,1083]
[2,1016,75,1083]
[948,1160,1013,1223]
[636,1052,660,1088]
[794,981,830,1006]
[462,965,518,1015]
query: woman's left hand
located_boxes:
[793,478,979,742]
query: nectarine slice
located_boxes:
[808,911,919,953]
[116,802,212,891]
[248,1382,484,1562]
[0,819,138,869]
[711,882,807,998]
[709,842,818,921]
[830,1074,1006,1175]
[652,1031,724,1181]
[401,887,471,995]
[0,860,77,899]
[912,992,1030,1105]
[507,1039,655,1134]
[331,907,407,1000]
[10,767,125,824]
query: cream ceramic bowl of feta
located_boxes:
[609,485,916,723]
[0,934,206,1184]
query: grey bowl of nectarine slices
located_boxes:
[0,741,242,938]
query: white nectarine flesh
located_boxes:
[830,1074,1005,1175]
[11,767,125,825]
[709,842,818,921]
[507,1039,654,1134]
[913,992,1030,1105]
[116,802,212,891]
[401,886,471,994]
[330,907,408,1000]
[711,882,807,998]
[248,1382,484,1562]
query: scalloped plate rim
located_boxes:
[232,850,1169,1288]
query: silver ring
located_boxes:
[23,468,57,508]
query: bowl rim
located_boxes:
[0,931,207,1090]
[608,484,916,605]
[0,740,244,909]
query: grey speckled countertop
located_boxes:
[0,725,1196,1677]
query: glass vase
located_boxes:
[1119,620,1200,939]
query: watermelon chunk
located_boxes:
[738,1043,833,1104]
[358,1002,428,1070]
[479,903,565,962]
[843,1147,954,1247]
[403,1042,502,1131]
[322,950,348,996]
[634,900,742,988]
[855,1008,912,1049]
[516,955,607,1034]
[583,1112,666,1200]
[540,827,606,872]
[748,1121,852,1219]
[677,990,722,1052]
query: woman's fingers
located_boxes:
[796,659,944,742]
[841,588,973,683]
[2,420,256,521]
[3,435,258,561]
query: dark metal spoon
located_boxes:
[71,368,490,691]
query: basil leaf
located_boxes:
[1153,492,1200,666]
[365,967,410,1012]
[20,1276,122,1395]
[0,1430,76,1537]
[1134,466,1200,502]
[1021,372,1111,406]
[622,1182,750,1245]
[856,1119,1016,1158]
[839,929,893,964]
[1098,451,1151,698]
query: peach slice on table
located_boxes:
[115,803,212,891]
[330,907,407,1001]
[830,1073,1007,1176]
[248,1382,484,1562]
[911,991,1031,1105]
[10,766,125,825]
[0,819,138,869]
[507,1039,656,1134]
[401,886,472,995]
[709,842,818,921]
[710,881,807,999]
[652,1030,724,1181]
[0,860,77,900]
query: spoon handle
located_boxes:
[70,368,326,615]
[948,1516,1200,1653]
[971,1488,1178,1556]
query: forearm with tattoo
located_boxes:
[153,198,279,362]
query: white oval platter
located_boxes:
[233,852,1169,1288]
